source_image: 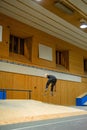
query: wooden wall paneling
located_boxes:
[0,71,4,88]
[31,76,43,101]
[31,36,38,63]
[79,82,87,95]
[0,71,14,99]
[82,77,87,83]
[0,45,9,58]
[60,80,68,105]
[0,71,13,89]
[0,71,5,88]
[26,75,32,90]
[67,81,84,105]
[48,93,55,104]
[69,51,84,75]
[5,72,13,89]
[0,25,9,57]
[13,73,27,99]
[25,75,33,99]
[0,71,86,105]
[30,76,38,100]
[72,83,79,105]
[13,73,26,89]
[67,82,77,105]
[36,76,43,101]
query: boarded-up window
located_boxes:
[39,44,52,61]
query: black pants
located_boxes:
[46,79,57,92]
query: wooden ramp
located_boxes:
[0,100,87,125]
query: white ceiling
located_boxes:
[0,0,87,50]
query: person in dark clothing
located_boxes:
[45,74,57,96]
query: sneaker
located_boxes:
[50,91,53,96]
[45,88,48,92]
[44,89,48,96]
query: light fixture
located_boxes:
[35,0,42,1]
[54,1,74,14]
[80,19,87,29]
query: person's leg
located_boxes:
[45,80,50,91]
[50,83,54,96]
[50,80,56,96]
[54,79,57,91]
[51,84,54,92]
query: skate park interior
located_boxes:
[0,0,87,128]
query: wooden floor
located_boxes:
[0,100,87,125]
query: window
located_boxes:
[56,50,69,69]
[9,35,24,55]
[84,59,87,72]
[9,35,32,61]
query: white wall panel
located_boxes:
[0,60,81,82]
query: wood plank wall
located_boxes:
[0,13,87,106]
[0,71,87,106]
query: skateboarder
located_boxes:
[44,74,57,96]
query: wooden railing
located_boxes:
[0,88,32,99]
